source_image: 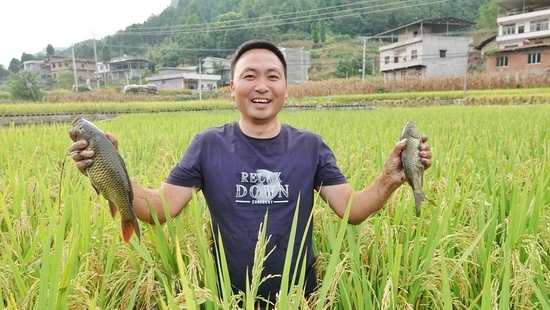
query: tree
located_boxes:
[213,12,252,51]
[0,65,10,80]
[8,72,44,101]
[21,53,34,63]
[476,0,499,33]
[100,45,112,63]
[8,58,20,73]
[334,56,361,78]
[319,20,326,43]
[46,44,55,56]
[55,70,76,90]
[311,22,319,43]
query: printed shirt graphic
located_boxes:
[166,122,347,301]
[236,169,287,204]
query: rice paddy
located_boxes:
[0,104,549,309]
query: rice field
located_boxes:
[1,105,549,309]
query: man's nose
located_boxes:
[254,77,269,92]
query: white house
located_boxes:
[202,57,231,86]
[485,0,550,73]
[376,17,474,80]
[145,67,221,91]
[95,55,153,84]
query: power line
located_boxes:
[122,0,385,31]
[114,0,451,36]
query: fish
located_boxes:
[71,115,140,242]
[400,121,436,215]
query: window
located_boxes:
[527,52,541,64]
[440,50,447,58]
[502,24,516,35]
[518,23,525,33]
[394,56,399,63]
[411,50,418,59]
[530,19,549,32]
[496,56,508,67]
[384,56,390,65]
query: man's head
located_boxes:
[231,39,287,81]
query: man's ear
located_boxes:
[230,80,235,98]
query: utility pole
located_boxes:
[463,55,469,99]
[72,45,78,92]
[93,33,99,88]
[198,57,202,101]
[360,36,369,83]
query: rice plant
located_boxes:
[0,105,549,309]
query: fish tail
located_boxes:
[121,217,141,243]
[413,192,424,216]
[413,191,437,216]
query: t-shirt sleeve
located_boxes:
[314,139,348,187]
[165,134,204,188]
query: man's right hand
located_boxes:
[69,129,94,176]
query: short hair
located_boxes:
[230,39,287,80]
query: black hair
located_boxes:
[230,39,287,80]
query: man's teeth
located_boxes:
[252,99,270,103]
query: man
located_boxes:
[69,39,432,307]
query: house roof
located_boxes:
[497,0,550,10]
[474,35,497,50]
[376,16,475,36]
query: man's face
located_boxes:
[230,49,288,124]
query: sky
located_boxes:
[0,0,171,68]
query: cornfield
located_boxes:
[0,105,549,309]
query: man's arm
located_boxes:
[69,130,196,225]
[317,136,432,224]
[130,180,197,224]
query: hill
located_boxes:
[62,0,493,79]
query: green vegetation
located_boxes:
[7,72,44,102]
[1,105,549,308]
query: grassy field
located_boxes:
[1,105,549,309]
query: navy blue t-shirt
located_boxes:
[166,121,347,302]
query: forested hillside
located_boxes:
[56,0,495,79]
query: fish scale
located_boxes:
[72,116,140,242]
[400,121,436,215]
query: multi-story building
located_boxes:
[278,47,310,84]
[21,60,50,85]
[486,0,550,73]
[46,55,96,84]
[376,17,474,80]
[202,57,231,87]
[97,55,153,84]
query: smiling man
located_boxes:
[69,39,432,309]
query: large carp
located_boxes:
[400,121,436,215]
[71,115,140,242]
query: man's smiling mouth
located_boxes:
[252,99,271,104]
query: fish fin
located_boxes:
[413,191,437,216]
[121,217,141,243]
[91,183,100,195]
[108,201,118,219]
